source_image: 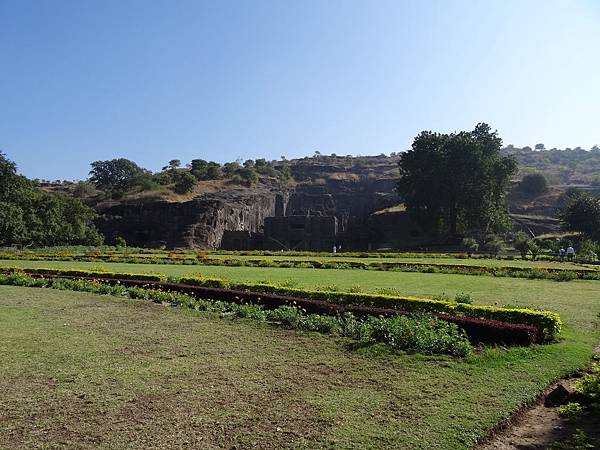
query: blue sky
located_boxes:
[1,0,599,180]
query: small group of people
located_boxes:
[558,246,576,262]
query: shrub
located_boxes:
[579,240,599,262]
[558,402,585,420]
[554,270,578,282]
[462,237,479,256]
[548,429,598,450]
[482,236,504,258]
[115,236,127,248]
[575,362,600,404]
[454,292,472,304]
[176,275,562,339]
[229,303,267,321]
[266,305,305,328]
[173,172,196,194]
[519,173,548,196]
[513,232,532,259]
[302,314,341,334]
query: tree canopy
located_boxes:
[190,159,222,181]
[519,173,548,196]
[560,192,600,241]
[89,158,147,192]
[0,151,103,247]
[397,123,517,236]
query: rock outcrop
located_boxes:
[95,175,400,249]
[96,189,283,248]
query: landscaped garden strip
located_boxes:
[0,266,560,343]
[0,273,473,356]
[0,246,579,261]
[0,251,596,281]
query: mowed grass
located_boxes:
[0,285,598,449]
[2,259,600,331]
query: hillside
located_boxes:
[36,148,600,249]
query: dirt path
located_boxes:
[479,347,600,450]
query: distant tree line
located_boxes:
[0,151,102,247]
[503,144,600,185]
[87,156,292,197]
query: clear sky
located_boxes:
[1,0,599,180]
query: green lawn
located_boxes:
[1,285,598,449]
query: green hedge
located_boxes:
[178,276,562,339]
[0,267,165,282]
[1,252,597,281]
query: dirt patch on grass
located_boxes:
[479,345,600,449]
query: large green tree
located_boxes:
[560,192,600,241]
[397,123,517,236]
[0,151,103,246]
[89,158,147,192]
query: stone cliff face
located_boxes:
[96,189,282,248]
[287,178,398,232]
[95,177,400,249]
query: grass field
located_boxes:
[2,258,600,448]
[0,285,598,449]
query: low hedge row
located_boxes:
[1,247,564,261]
[16,272,538,346]
[196,257,597,281]
[1,266,558,342]
[0,252,596,281]
[0,267,166,282]
[177,276,562,340]
[0,272,474,356]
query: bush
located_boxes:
[229,303,267,321]
[173,172,196,194]
[454,292,472,304]
[579,240,599,262]
[513,231,532,259]
[302,314,341,334]
[237,167,259,185]
[519,173,548,196]
[482,236,504,257]
[575,362,600,404]
[554,270,578,282]
[549,429,598,450]
[558,402,585,420]
[266,305,305,328]
[462,237,479,256]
